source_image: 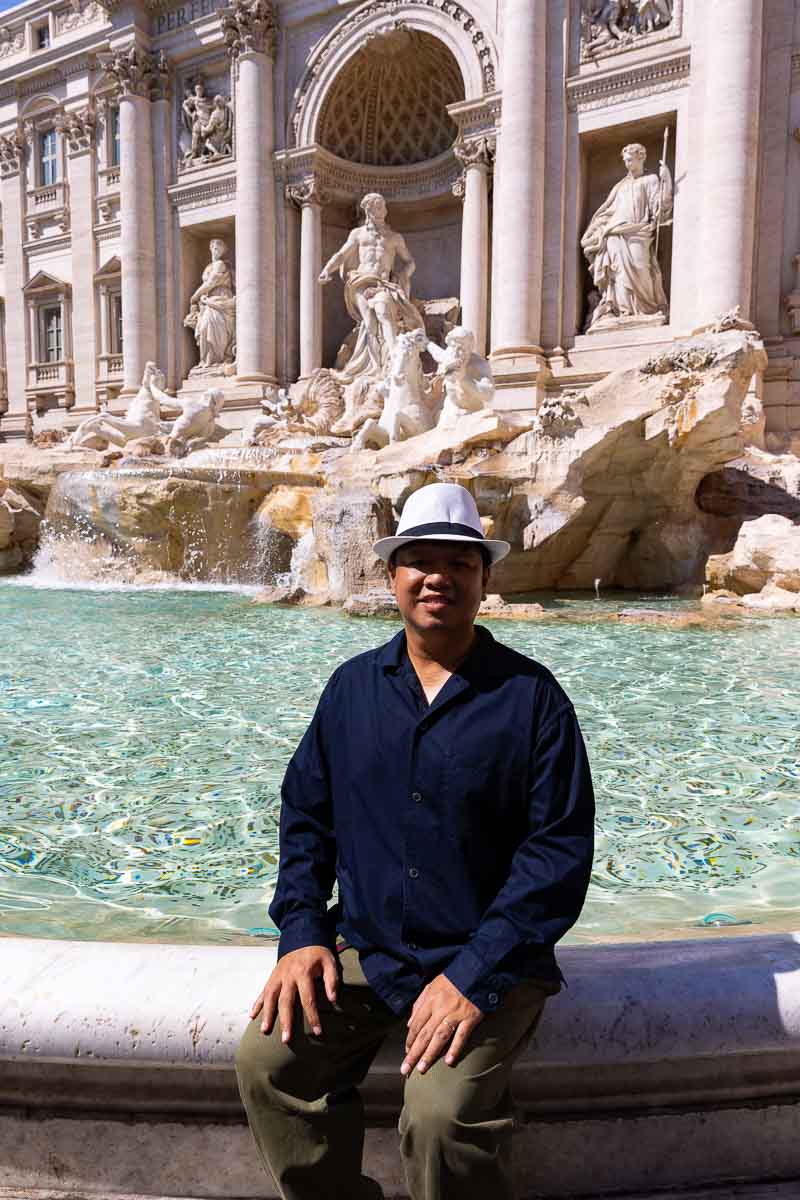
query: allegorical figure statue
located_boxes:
[319,192,423,380]
[581,141,672,332]
[181,81,232,163]
[66,362,172,451]
[184,237,237,371]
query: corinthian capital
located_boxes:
[454,136,495,171]
[98,45,169,99]
[286,178,329,208]
[221,0,278,61]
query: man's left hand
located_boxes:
[402,974,483,1076]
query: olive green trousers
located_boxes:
[235,948,552,1200]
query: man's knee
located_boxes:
[235,1017,286,1090]
[400,1074,465,1149]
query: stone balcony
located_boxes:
[26,358,74,409]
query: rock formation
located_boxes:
[706,514,800,598]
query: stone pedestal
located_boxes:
[455,140,492,357]
[490,0,546,369]
[235,51,276,383]
[119,93,157,393]
[699,0,763,324]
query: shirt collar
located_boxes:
[376,623,497,682]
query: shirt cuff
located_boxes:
[443,944,503,1014]
[276,916,335,959]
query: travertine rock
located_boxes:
[697,447,800,521]
[312,489,393,603]
[706,514,800,595]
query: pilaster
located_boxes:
[0,131,28,425]
[60,108,97,413]
[225,0,278,384]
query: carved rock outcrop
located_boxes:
[706,514,800,597]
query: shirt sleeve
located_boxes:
[443,703,595,1012]
[268,684,338,959]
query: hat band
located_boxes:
[398,521,484,541]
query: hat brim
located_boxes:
[373,532,510,565]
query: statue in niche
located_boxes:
[66,362,173,450]
[184,238,237,372]
[581,142,672,332]
[319,192,424,382]
[181,80,232,164]
[428,327,495,430]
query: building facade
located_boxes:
[0,0,797,444]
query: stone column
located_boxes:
[101,47,166,394]
[0,131,28,428]
[288,179,326,377]
[490,0,546,366]
[224,0,278,383]
[61,109,97,412]
[698,0,764,324]
[151,84,177,390]
[454,138,493,357]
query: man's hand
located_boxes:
[402,974,483,1076]
[249,945,338,1043]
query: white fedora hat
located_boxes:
[373,483,510,565]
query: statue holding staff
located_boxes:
[581,140,672,331]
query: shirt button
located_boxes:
[412,792,423,803]
[488,992,499,1006]
[408,942,419,950]
[408,867,419,879]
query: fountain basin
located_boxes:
[2,933,800,1197]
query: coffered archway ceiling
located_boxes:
[318,28,465,168]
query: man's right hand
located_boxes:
[249,945,338,1043]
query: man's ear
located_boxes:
[482,565,491,598]
[387,561,397,594]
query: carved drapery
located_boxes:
[221,0,277,61]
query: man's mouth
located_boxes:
[419,595,453,608]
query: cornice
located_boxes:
[566,51,690,112]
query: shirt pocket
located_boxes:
[443,749,517,841]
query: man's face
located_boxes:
[389,540,489,635]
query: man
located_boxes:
[581,141,672,330]
[236,483,595,1200]
[319,192,423,377]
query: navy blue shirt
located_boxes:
[269,625,595,1015]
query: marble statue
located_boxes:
[581,142,672,332]
[582,0,673,50]
[165,388,226,458]
[428,327,495,430]
[319,192,424,381]
[242,387,293,445]
[181,81,232,164]
[66,362,172,450]
[184,238,237,371]
[352,329,437,451]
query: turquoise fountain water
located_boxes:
[0,582,798,945]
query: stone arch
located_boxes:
[19,92,62,120]
[289,0,497,149]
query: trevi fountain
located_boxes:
[1,1,800,1196]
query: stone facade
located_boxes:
[0,0,797,447]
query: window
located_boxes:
[39,129,58,186]
[43,306,62,362]
[111,293,123,353]
[110,106,121,168]
[35,23,50,50]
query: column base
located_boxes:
[489,347,547,382]
[235,372,279,386]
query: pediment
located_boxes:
[23,270,71,297]
[95,255,121,281]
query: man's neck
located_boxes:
[405,624,477,678]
